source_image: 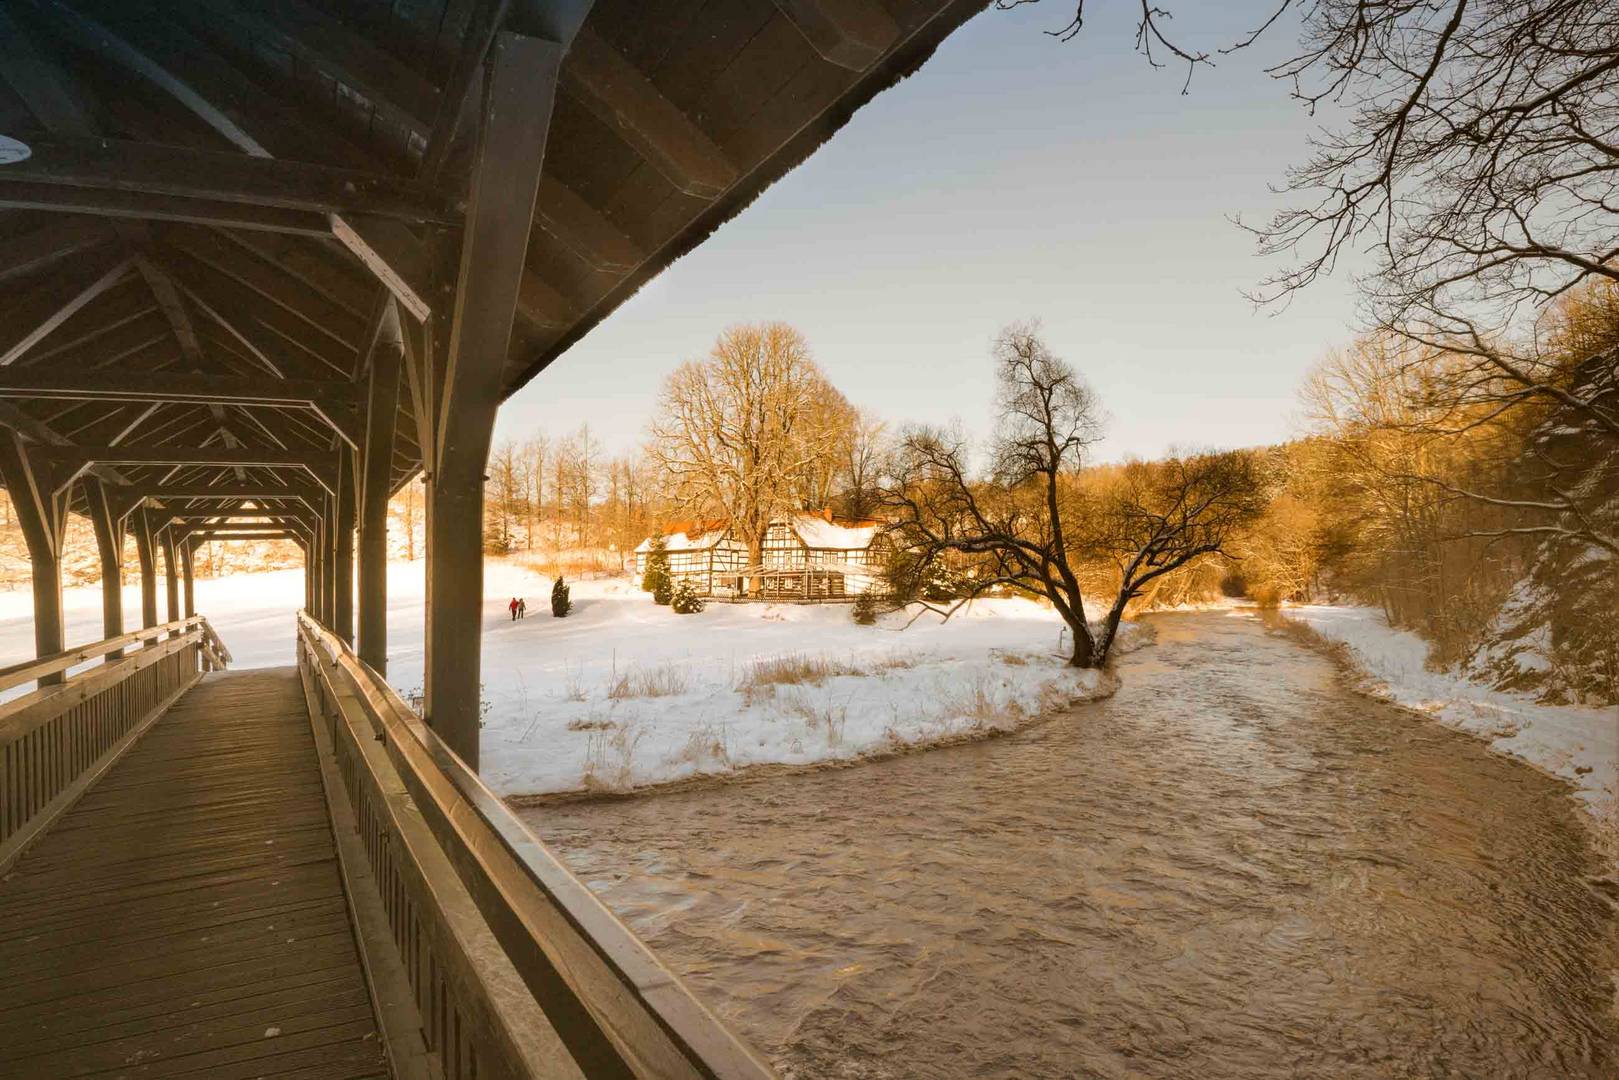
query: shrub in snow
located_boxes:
[923,564,970,603]
[641,536,671,595]
[551,577,571,617]
[882,548,969,605]
[671,578,704,614]
[851,591,878,625]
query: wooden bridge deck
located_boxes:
[0,668,390,1080]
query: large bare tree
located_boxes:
[884,325,1264,667]
[882,326,1104,662]
[649,322,845,594]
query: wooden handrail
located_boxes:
[2,616,218,870]
[0,615,207,693]
[296,612,776,1080]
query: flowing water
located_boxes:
[521,612,1619,1079]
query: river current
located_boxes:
[522,611,1619,1079]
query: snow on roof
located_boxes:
[633,520,729,554]
[634,512,880,554]
[791,513,878,550]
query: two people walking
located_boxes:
[508,596,527,621]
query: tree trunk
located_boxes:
[748,537,764,597]
[1089,595,1132,668]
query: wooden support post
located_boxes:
[318,498,335,627]
[425,33,563,769]
[83,477,126,655]
[358,302,403,672]
[334,446,356,644]
[133,507,158,628]
[161,528,180,624]
[303,534,316,616]
[0,430,68,685]
[181,538,196,618]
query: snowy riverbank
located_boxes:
[416,564,1137,798]
[1282,605,1617,831]
[0,562,1137,798]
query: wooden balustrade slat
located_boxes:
[0,617,224,871]
[0,616,205,693]
[295,612,776,1080]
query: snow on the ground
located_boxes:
[0,562,1132,797]
[403,562,1131,797]
[1283,605,1618,828]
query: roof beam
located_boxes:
[139,480,320,501]
[216,232,373,320]
[534,175,642,273]
[161,251,357,379]
[40,445,332,469]
[328,214,433,323]
[38,0,378,168]
[0,216,112,286]
[0,251,135,366]
[29,1,440,319]
[0,401,128,486]
[0,138,452,224]
[561,28,738,199]
[182,0,439,152]
[0,369,358,409]
[771,0,900,71]
[158,226,368,355]
[419,0,510,183]
[0,181,333,235]
[181,530,297,541]
[515,268,577,331]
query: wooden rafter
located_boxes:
[772,0,900,71]
[1,138,450,223]
[0,369,356,410]
[561,28,738,199]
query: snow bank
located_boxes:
[1283,605,1618,829]
[0,563,1134,798]
[395,563,1131,798]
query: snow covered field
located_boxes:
[0,562,1125,798]
[1283,605,1618,829]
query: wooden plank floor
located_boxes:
[0,667,391,1080]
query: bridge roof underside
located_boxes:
[0,0,984,521]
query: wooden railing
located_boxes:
[296,612,777,1080]
[0,616,227,870]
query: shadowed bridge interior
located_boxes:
[0,668,389,1080]
[0,1,989,1076]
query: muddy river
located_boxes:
[523,611,1619,1078]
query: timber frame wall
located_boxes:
[0,0,987,766]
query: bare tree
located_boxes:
[486,440,525,553]
[521,434,548,552]
[649,322,844,594]
[838,408,889,519]
[883,324,1108,665]
[1080,451,1267,656]
[885,325,1264,667]
[797,386,858,512]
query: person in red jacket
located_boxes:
[508,596,519,622]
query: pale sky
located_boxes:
[495,1,1363,463]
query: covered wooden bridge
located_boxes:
[0,1,984,1076]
